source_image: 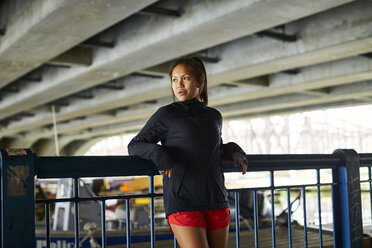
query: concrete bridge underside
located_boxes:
[0,0,371,155]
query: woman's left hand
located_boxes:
[162,168,173,178]
[232,152,248,175]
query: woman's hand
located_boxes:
[162,168,173,178]
[232,152,248,175]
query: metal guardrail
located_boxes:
[0,148,371,247]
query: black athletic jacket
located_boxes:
[128,98,246,216]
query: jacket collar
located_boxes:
[174,98,205,110]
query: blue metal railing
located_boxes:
[1,148,371,247]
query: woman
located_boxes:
[128,56,248,248]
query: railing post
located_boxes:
[0,148,35,247]
[149,175,155,248]
[332,149,363,247]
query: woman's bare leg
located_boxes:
[171,224,209,248]
[207,226,229,248]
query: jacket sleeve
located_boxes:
[220,140,247,161]
[128,108,174,171]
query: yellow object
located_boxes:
[127,176,163,192]
[134,198,150,205]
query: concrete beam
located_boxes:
[0,112,53,138]
[207,1,372,86]
[143,1,372,88]
[30,139,54,156]
[1,138,36,148]
[0,76,170,137]
[30,96,372,156]
[89,51,372,113]
[47,120,146,151]
[30,134,81,156]
[140,63,170,77]
[96,80,372,136]
[4,111,146,148]
[60,137,104,156]
[13,79,372,144]
[55,101,168,134]
[0,0,157,89]
[2,54,372,138]
[208,56,372,106]
[217,81,372,118]
[0,0,353,120]
[226,99,372,121]
[2,101,158,140]
[47,47,93,67]
[4,43,372,137]
[26,135,104,156]
[3,0,368,129]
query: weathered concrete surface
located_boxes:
[90,80,372,134]
[207,56,372,106]
[9,77,372,152]
[3,0,372,155]
[48,47,93,67]
[0,0,353,120]
[59,138,104,156]
[2,0,368,130]
[0,0,157,89]
[3,28,372,137]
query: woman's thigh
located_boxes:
[207,226,229,248]
[171,224,209,248]
[205,207,230,247]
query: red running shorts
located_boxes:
[167,208,230,233]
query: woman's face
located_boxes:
[171,64,200,102]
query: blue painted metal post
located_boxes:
[287,188,292,248]
[316,169,323,248]
[0,149,35,247]
[253,191,259,248]
[45,203,51,248]
[235,191,240,248]
[270,171,276,248]
[149,175,155,248]
[332,149,363,247]
[73,178,80,248]
[174,235,178,248]
[302,187,308,248]
[101,200,107,248]
[126,198,131,248]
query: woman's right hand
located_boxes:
[162,168,173,178]
[232,152,248,175]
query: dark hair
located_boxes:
[169,56,208,105]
